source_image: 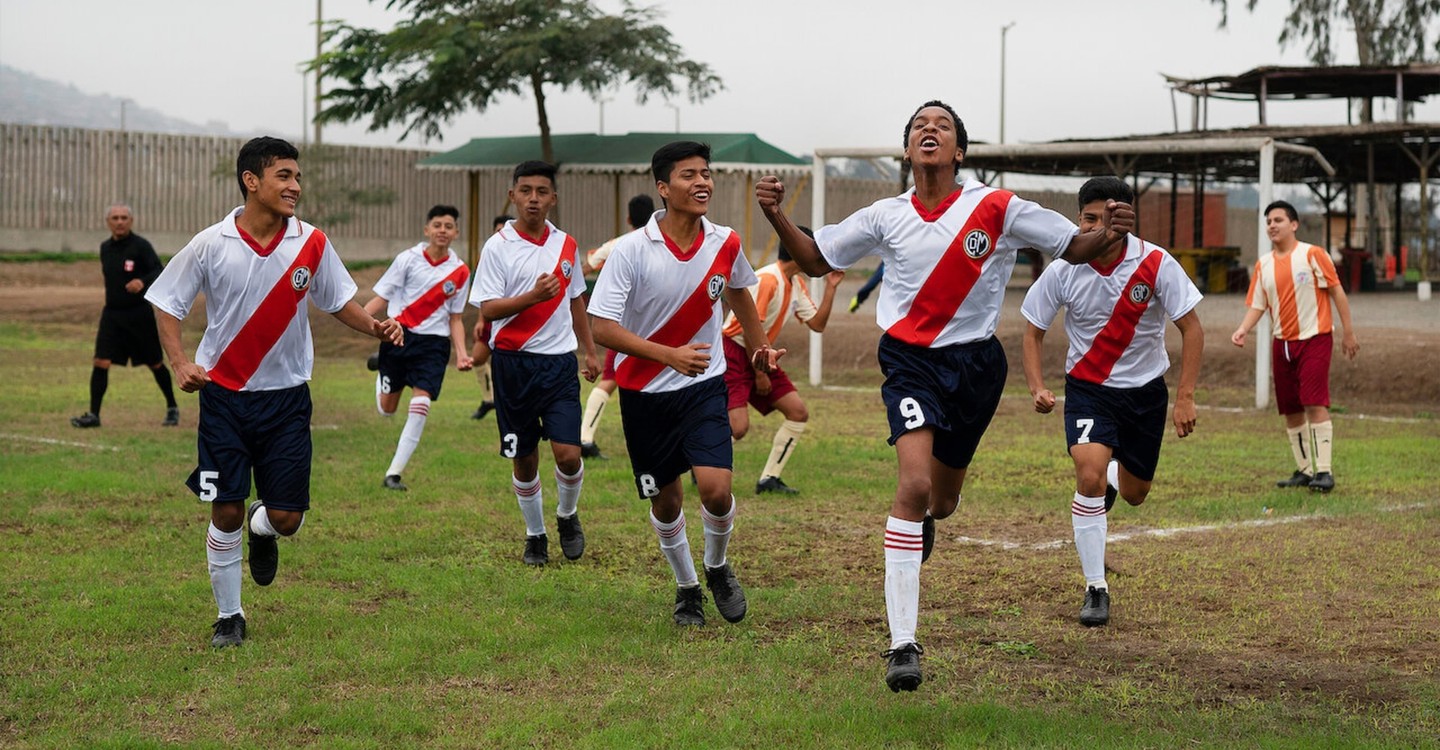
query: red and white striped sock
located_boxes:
[206,523,243,618]
[699,497,735,569]
[513,475,545,536]
[650,510,697,587]
[385,396,429,477]
[555,463,583,518]
[884,516,923,649]
[1071,492,1108,589]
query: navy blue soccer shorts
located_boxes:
[618,376,732,499]
[876,334,1007,470]
[185,383,312,511]
[1063,374,1169,482]
[378,330,450,399]
[491,348,581,458]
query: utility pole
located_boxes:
[999,22,1015,188]
[314,0,323,145]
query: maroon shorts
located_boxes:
[723,337,796,415]
[1272,332,1332,414]
[601,349,617,381]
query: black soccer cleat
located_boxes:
[557,514,586,560]
[883,642,924,692]
[921,513,935,563]
[471,401,495,420]
[1276,470,1314,488]
[70,412,101,428]
[1080,586,1110,627]
[579,441,605,460]
[1308,471,1335,493]
[523,534,549,566]
[163,406,180,427]
[673,584,705,627]
[383,474,408,492]
[210,614,247,648]
[366,352,380,372]
[704,562,747,623]
[246,501,279,587]
[755,476,799,495]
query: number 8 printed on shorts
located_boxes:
[899,397,925,430]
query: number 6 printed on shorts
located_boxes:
[899,397,925,430]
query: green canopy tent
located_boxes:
[417,132,807,266]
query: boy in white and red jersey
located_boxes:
[757,101,1134,692]
[1021,176,1204,628]
[471,161,600,566]
[1231,200,1359,493]
[720,225,844,495]
[146,137,404,648]
[365,204,474,491]
[590,141,782,628]
[577,194,655,460]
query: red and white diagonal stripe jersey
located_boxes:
[145,207,358,392]
[815,179,1078,348]
[1020,235,1202,388]
[469,220,584,355]
[372,243,470,337]
[1245,242,1340,342]
[588,212,759,393]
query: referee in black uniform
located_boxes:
[70,204,179,428]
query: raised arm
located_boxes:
[1021,322,1055,414]
[1058,200,1135,264]
[1172,310,1203,437]
[756,176,834,277]
[803,271,846,333]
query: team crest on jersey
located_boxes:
[963,229,992,259]
[561,260,574,279]
[443,280,457,296]
[707,273,726,301]
[290,266,312,291]
[1296,270,1311,285]
[1128,282,1152,304]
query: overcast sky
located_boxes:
[3,0,1435,157]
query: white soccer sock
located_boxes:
[248,505,279,537]
[206,523,244,618]
[760,420,806,481]
[580,388,610,444]
[650,510,698,587]
[1311,421,1334,473]
[1107,459,1120,492]
[1287,423,1312,474]
[513,475,545,536]
[385,396,430,477]
[555,463,583,518]
[1072,492,1108,590]
[884,516,923,649]
[700,498,735,569]
[376,374,393,417]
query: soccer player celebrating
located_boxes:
[146,137,403,648]
[590,141,781,627]
[1021,176,1204,628]
[721,226,844,494]
[756,101,1133,691]
[364,205,474,491]
[470,162,600,566]
[1231,201,1359,493]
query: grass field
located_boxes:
[2,313,1439,749]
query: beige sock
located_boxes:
[1286,423,1312,475]
[761,420,806,480]
[1310,421,1333,473]
[580,387,610,444]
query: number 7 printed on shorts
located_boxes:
[1075,418,1094,444]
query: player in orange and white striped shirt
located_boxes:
[721,227,845,495]
[1231,200,1359,493]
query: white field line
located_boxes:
[1,432,120,452]
[952,501,1437,552]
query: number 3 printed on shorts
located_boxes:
[1075,418,1095,444]
[502,433,518,458]
[899,397,925,430]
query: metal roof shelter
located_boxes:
[1166,64,1440,126]
[417,132,806,264]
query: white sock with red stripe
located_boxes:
[1072,492,1108,590]
[650,510,698,586]
[385,396,429,477]
[206,523,243,618]
[700,498,735,569]
[513,475,545,536]
[884,516,923,649]
[555,463,583,518]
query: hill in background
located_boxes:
[0,64,235,135]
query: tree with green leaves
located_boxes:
[313,0,723,164]
[1210,0,1440,65]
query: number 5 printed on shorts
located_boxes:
[198,470,220,502]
